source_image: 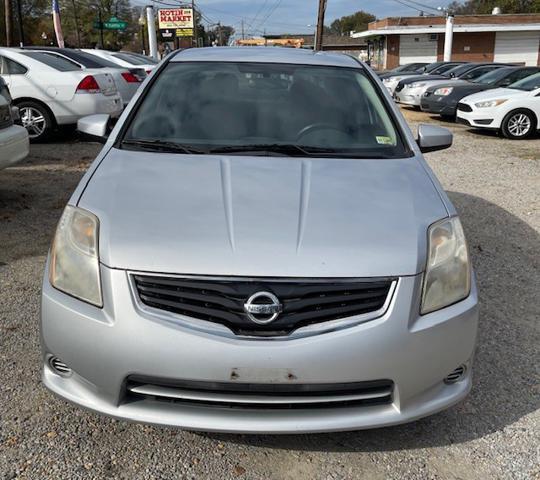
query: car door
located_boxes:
[0,55,31,100]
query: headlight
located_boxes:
[474,99,507,108]
[421,217,471,314]
[49,205,102,307]
[434,87,453,96]
[409,82,426,88]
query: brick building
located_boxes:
[351,14,540,70]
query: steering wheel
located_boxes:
[296,123,350,141]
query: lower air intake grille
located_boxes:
[133,275,394,336]
[125,376,394,410]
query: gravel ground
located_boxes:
[0,115,539,480]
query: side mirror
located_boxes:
[11,106,20,122]
[417,124,453,153]
[77,114,111,144]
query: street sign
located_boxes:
[176,28,193,37]
[101,16,128,31]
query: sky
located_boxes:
[185,0,455,35]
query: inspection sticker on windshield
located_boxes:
[376,136,393,145]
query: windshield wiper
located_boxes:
[206,144,344,157]
[121,139,207,154]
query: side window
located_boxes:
[3,57,28,74]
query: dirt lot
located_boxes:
[0,112,539,480]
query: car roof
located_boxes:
[170,47,362,68]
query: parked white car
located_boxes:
[456,72,540,139]
[0,83,28,169]
[82,49,157,75]
[0,48,123,141]
[23,47,143,107]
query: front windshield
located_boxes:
[509,72,540,91]
[122,52,158,64]
[443,64,473,77]
[424,62,443,73]
[123,62,408,158]
[431,63,462,75]
[472,68,512,85]
[112,52,148,65]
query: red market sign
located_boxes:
[158,9,193,29]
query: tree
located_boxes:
[446,0,540,14]
[328,10,376,36]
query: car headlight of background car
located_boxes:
[421,217,471,314]
[434,87,453,96]
[474,99,507,108]
[49,205,102,307]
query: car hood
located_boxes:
[461,87,529,103]
[399,74,446,86]
[427,82,487,94]
[408,78,468,89]
[78,149,448,278]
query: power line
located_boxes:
[251,0,283,34]
[245,0,271,32]
[391,0,436,14]
[400,0,442,13]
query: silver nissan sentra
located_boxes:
[41,47,478,433]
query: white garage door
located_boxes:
[494,31,540,66]
[399,34,438,64]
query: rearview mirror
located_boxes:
[417,124,453,153]
[77,114,111,144]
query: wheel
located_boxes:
[17,101,53,142]
[501,109,536,140]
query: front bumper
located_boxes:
[41,263,479,433]
[394,87,423,106]
[421,95,457,116]
[456,107,498,129]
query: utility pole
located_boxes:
[98,8,104,48]
[314,0,327,51]
[217,21,222,46]
[4,0,13,47]
[241,19,244,40]
[192,0,198,47]
[15,0,23,46]
[146,5,158,60]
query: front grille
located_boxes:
[125,376,394,410]
[133,275,394,336]
[457,102,473,112]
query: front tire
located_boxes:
[18,101,53,142]
[501,109,536,140]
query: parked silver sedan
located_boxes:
[41,47,478,433]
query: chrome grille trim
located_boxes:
[127,272,398,340]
